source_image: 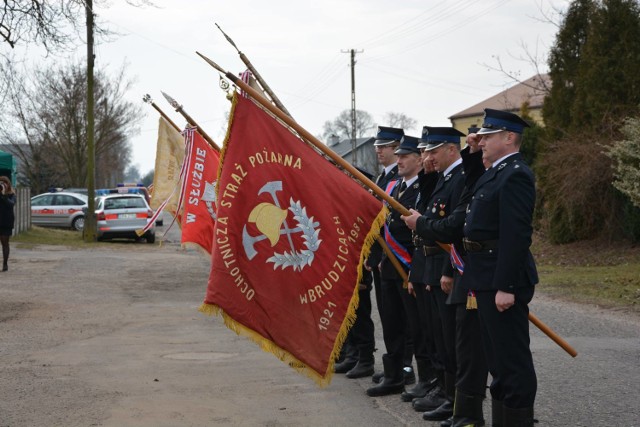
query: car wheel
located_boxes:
[146,233,156,244]
[72,216,85,231]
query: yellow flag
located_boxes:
[150,117,184,216]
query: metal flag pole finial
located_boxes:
[161,91,181,110]
[215,23,240,52]
[220,75,233,101]
[196,52,225,74]
[142,93,181,132]
[159,89,221,152]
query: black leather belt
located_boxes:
[423,245,444,256]
[462,238,499,253]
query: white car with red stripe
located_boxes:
[31,192,88,231]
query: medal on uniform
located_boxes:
[466,290,477,310]
[439,203,445,217]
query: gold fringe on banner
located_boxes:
[198,206,387,387]
[199,91,389,386]
[325,205,388,374]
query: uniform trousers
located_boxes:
[475,288,537,408]
[430,286,457,376]
[349,284,375,363]
[455,304,488,396]
[414,281,440,369]
[380,276,419,367]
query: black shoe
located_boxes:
[423,400,454,421]
[346,361,374,379]
[2,263,7,272]
[412,386,446,412]
[401,377,437,402]
[366,378,405,397]
[451,418,485,427]
[440,416,453,427]
[334,359,357,374]
[372,371,384,384]
[403,366,416,385]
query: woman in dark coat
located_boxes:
[0,176,16,271]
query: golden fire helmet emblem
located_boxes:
[248,202,288,247]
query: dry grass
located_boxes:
[13,226,90,248]
[532,232,640,313]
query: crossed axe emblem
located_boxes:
[242,181,319,260]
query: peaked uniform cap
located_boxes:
[374,126,404,146]
[418,126,465,151]
[477,108,530,135]
[394,135,420,155]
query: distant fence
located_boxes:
[13,187,31,235]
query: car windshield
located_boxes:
[104,197,146,210]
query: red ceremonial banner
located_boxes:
[180,128,220,253]
[200,94,386,386]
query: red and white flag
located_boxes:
[179,127,220,253]
[200,93,386,386]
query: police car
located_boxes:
[96,184,163,226]
[31,191,88,231]
[94,193,155,243]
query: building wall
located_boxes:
[342,143,378,177]
[451,108,544,145]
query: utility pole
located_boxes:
[341,48,363,167]
[83,0,97,242]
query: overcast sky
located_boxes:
[29,0,568,175]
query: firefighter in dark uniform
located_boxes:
[463,109,538,427]
[366,135,423,397]
[337,127,401,378]
[366,127,401,332]
[400,137,440,403]
[365,127,417,385]
[407,127,466,422]
[403,127,489,427]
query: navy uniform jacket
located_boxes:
[415,149,484,303]
[381,175,421,281]
[408,171,438,284]
[420,163,465,286]
[366,165,398,270]
[463,152,538,292]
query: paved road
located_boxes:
[1,228,638,426]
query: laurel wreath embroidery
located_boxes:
[203,180,217,221]
[267,198,322,271]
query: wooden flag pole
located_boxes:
[376,236,410,288]
[143,94,182,132]
[529,313,577,357]
[161,91,221,152]
[196,52,577,358]
[196,51,409,216]
[204,47,410,291]
[215,23,292,117]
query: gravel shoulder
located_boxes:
[1,236,639,426]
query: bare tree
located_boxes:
[381,112,417,133]
[0,62,142,193]
[0,0,156,53]
[322,109,374,141]
[0,1,80,52]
